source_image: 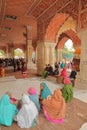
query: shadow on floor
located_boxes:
[0,98,87,130]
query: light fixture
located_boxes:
[2,27,11,30]
[5,14,17,20]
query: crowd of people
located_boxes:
[0,80,74,128]
[0,58,27,77]
[42,61,77,86]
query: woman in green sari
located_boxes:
[61,77,73,102]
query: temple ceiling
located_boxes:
[0,0,87,47]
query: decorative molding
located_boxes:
[24,0,40,16]
[80,10,87,29]
[0,0,6,27]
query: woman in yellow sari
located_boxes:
[0,65,5,77]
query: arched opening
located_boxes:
[62,39,75,60]
[32,51,37,64]
[56,29,81,71]
[0,50,6,58]
[14,48,24,59]
[37,13,81,75]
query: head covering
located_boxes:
[64,77,71,84]
[17,94,38,128]
[22,94,31,104]
[28,87,36,95]
[40,82,52,99]
[0,94,18,126]
[6,91,12,98]
[29,94,40,112]
[42,89,66,122]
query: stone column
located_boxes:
[6,45,9,58]
[57,49,63,62]
[9,44,14,58]
[27,40,34,69]
[37,41,45,75]
[49,43,56,67]
[75,29,87,89]
[44,44,49,65]
[37,41,56,75]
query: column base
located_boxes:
[27,60,37,69]
[37,66,44,76]
[75,72,87,89]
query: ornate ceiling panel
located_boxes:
[31,0,71,19]
[80,10,87,28]
[6,0,35,17]
[62,0,79,19]
[81,0,87,10]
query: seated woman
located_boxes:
[47,64,53,75]
[42,68,48,78]
[39,82,52,101]
[69,66,77,86]
[16,94,38,128]
[70,66,77,79]
[61,77,73,102]
[28,87,40,111]
[6,91,22,111]
[0,93,18,126]
[42,89,66,124]
[53,67,59,75]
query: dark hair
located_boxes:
[17,99,22,110]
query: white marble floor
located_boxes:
[0,76,87,103]
[0,77,60,99]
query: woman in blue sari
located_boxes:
[39,82,52,101]
[0,94,18,126]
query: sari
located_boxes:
[40,82,52,99]
[28,87,40,111]
[0,94,18,126]
[42,89,66,124]
[17,94,38,128]
[42,70,48,78]
[62,77,73,102]
[62,84,73,102]
[1,68,5,77]
[60,68,67,78]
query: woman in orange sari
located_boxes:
[42,89,66,124]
